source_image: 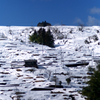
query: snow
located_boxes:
[0,25,99,99]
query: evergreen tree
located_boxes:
[81,65,100,100]
[66,77,71,85]
[29,28,54,47]
[29,30,38,42]
[45,29,54,47]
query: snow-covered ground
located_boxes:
[0,26,99,100]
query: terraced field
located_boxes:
[0,26,99,100]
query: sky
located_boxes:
[0,0,100,26]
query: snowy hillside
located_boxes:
[0,26,100,100]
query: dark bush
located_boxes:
[29,28,54,47]
[37,21,51,27]
[84,39,90,44]
[97,30,99,33]
[78,24,84,32]
[85,35,99,44]
[66,77,71,85]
